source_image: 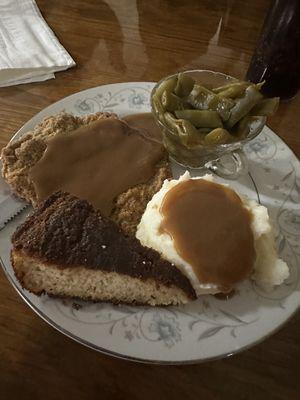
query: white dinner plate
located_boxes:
[0,82,299,364]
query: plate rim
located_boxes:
[1,254,299,365]
[1,81,300,364]
[10,81,300,162]
[11,82,156,142]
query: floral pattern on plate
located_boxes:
[0,82,299,363]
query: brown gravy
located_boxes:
[160,179,255,290]
[29,116,164,215]
[123,113,163,143]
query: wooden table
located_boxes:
[0,1,299,399]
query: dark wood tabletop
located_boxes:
[0,1,299,399]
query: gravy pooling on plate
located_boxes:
[29,115,164,215]
[123,113,163,144]
[159,178,256,291]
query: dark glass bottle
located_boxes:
[246,0,300,100]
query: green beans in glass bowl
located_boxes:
[150,70,279,169]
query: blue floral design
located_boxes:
[149,312,181,348]
[128,93,148,108]
[249,140,268,153]
[75,99,94,114]
[246,133,277,160]
[279,210,300,235]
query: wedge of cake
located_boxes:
[11,191,196,306]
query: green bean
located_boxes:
[164,111,179,131]
[204,128,234,145]
[208,96,235,121]
[212,82,235,93]
[177,120,201,146]
[226,85,263,128]
[164,112,201,146]
[175,110,223,128]
[250,97,279,116]
[255,81,265,91]
[188,85,234,120]
[216,82,249,98]
[187,85,213,109]
[174,73,195,97]
[155,77,177,99]
[152,92,165,119]
[212,82,245,93]
[232,115,251,139]
[153,73,278,150]
[161,91,184,111]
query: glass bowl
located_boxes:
[150,70,266,170]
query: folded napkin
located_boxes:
[0,0,75,87]
[0,165,28,230]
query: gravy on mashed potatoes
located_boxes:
[136,172,289,296]
[159,178,255,292]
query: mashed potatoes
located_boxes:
[136,172,289,296]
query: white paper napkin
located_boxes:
[0,0,76,87]
[0,161,29,230]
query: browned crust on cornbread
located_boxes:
[12,192,196,299]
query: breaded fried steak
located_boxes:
[1,112,171,236]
